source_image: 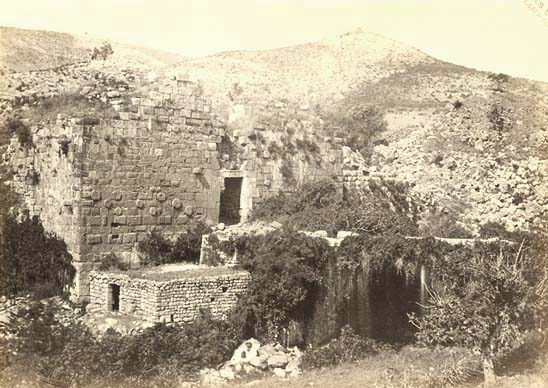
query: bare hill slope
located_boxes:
[0,26,184,73]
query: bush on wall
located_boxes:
[137,222,212,266]
[4,117,33,148]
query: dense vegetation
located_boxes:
[5,118,33,148]
[1,176,546,385]
[301,325,382,369]
[322,101,387,159]
[228,228,333,342]
[0,215,75,299]
[409,235,548,382]
[246,179,548,381]
[1,304,238,386]
[135,222,211,266]
[250,179,418,237]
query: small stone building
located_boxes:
[88,268,251,323]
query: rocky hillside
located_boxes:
[0,26,184,73]
[1,26,547,233]
[365,65,548,233]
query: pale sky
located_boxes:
[1,0,548,82]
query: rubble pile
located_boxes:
[200,338,303,386]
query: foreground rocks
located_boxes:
[200,338,303,386]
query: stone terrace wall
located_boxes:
[89,270,251,323]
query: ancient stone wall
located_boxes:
[4,78,343,301]
[88,270,251,323]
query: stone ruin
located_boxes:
[86,222,357,325]
[3,77,356,302]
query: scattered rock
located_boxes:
[202,339,302,384]
[273,368,286,378]
[267,353,289,368]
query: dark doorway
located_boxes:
[219,177,243,225]
[109,284,120,312]
[368,267,420,343]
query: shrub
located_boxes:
[58,137,71,156]
[170,221,211,263]
[5,118,33,148]
[267,141,283,159]
[26,168,40,185]
[418,212,474,239]
[16,93,116,124]
[97,253,129,271]
[229,228,333,342]
[137,230,172,266]
[295,138,320,154]
[251,179,418,237]
[0,215,75,299]
[409,235,548,383]
[91,41,114,61]
[1,304,238,385]
[322,100,387,159]
[487,103,510,134]
[137,222,212,266]
[478,221,528,241]
[301,325,382,369]
[201,234,234,266]
[488,73,510,92]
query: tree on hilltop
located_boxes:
[488,72,510,92]
[91,42,114,61]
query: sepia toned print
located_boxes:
[0,1,547,387]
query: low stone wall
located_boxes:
[89,270,251,323]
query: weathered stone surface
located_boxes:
[273,368,286,378]
[156,192,166,202]
[86,234,102,244]
[267,354,289,368]
[184,206,193,216]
